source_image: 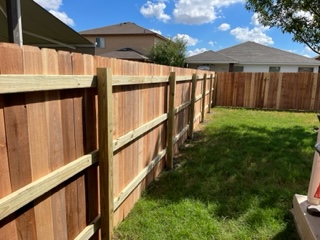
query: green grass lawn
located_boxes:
[114,108,319,240]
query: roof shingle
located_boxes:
[80,22,161,36]
[186,50,238,63]
[217,41,320,65]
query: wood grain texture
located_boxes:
[72,52,88,236]
[4,94,37,240]
[0,95,18,240]
[215,72,320,111]
[42,48,69,240]
[97,68,114,239]
[61,90,80,239]
[201,74,207,121]
[0,43,210,240]
[26,92,54,240]
[188,74,197,139]
[167,72,176,170]
[0,74,97,94]
[24,44,55,240]
[0,43,23,74]
[0,150,98,221]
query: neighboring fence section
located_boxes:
[216,72,320,111]
[0,43,215,240]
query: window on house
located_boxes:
[269,66,281,72]
[197,65,210,71]
[95,37,105,48]
[233,66,244,72]
[298,67,313,72]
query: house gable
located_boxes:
[186,41,320,72]
[79,22,168,60]
[217,41,320,66]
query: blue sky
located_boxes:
[34,0,317,58]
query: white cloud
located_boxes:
[293,10,313,23]
[34,0,61,11]
[150,29,162,35]
[250,13,261,27]
[173,2,217,24]
[140,1,171,22]
[229,13,273,45]
[173,0,243,24]
[304,46,313,52]
[34,0,74,26]
[187,48,207,56]
[173,34,198,46]
[208,41,215,46]
[250,13,269,30]
[49,10,74,26]
[218,23,230,31]
[230,27,274,45]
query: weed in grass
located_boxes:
[113,108,318,240]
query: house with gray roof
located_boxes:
[186,41,320,73]
[79,22,168,61]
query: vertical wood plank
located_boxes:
[167,72,176,170]
[42,48,69,240]
[23,45,55,240]
[71,52,87,235]
[60,91,79,239]
[212,74,218,107]
[276,73,283,109]
[0,95,18,240]
[249,73,256,108]
[26,92,54,240]
[315,74,320,111]
[97,68,114,240]
[0,43,23,74]
[84,56,99,240]
[23,46,43,74]
[188,73,197,139]
[310,73,318,111]
[4,94,37,240]
[201,74,207,122]
[263,73,270,108]
[2,43,37,240]
[207,74,213,113]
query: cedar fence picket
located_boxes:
[216,72,320,111]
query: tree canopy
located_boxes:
[245,0,320,54]
[148,38,187,67]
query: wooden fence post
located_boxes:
[97,68,114,240]
[208,73,213,113]
[201,73,207,122]
[167,72,176,170]
[188,73,197,139]
[212,73,217,107]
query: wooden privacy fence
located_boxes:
[216,72,320,111]
[0,43,215,240]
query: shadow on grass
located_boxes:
[142,121,316,239]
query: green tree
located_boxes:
[148,38,187,67]
[245,0,320,54]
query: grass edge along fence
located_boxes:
[0,43,215,240]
